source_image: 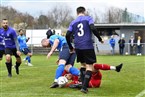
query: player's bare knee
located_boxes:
[28,53,32,57]
[65,65,72,72]
[6,55,11,63]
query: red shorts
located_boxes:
[89,71,102,88]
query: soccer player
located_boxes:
[0,28,5,61]
[17,29,33,66]
[64,63,123,88]
[66,6,103,93]
[41,34,80,88]
[1,19,21,77]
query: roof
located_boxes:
[94,23,145,27]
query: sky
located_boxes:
[0,0,145,18]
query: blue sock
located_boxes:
[27,56,31,63]
[69,67,80,76]
[25,56,29,60]
[55,64,65,79]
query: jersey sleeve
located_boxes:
[67,22,73,32]
[12,29,17,38]
[88,16,94,25]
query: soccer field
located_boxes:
[0,55,145,97]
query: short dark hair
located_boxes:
[76,6,86,14]
[18,29,23,32]
[2,19,7,21]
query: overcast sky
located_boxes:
[1,0,145,18]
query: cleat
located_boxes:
[116,63,123,72]
[28,63,33,66]
[15,65,19,75]
[8,74,12,77]
[80,88,88,94]
[69,83,82,89]
[50,82,59,88]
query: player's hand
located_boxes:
[47,51,53,59]
[17,51,21,56]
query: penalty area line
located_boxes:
[135,89,145,97]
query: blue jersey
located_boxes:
[1,27,17,49]
[68,16,94,49]
[0,28,5,50]
[49,35,67,51]
[109,38,115,47]
[18,35,28,50]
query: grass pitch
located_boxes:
[0,55,145,97]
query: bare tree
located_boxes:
[47,5,73,28]
[103,7,123,23]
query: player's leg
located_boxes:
[65,53,80,76]
[13,48,22,75]
[0,50,5,61]
[5,48,13,77]
[50,45,69,88]
[81,49,96,93]
[93,63,123,72]
[75,49,86,84]
[22,48,33,66]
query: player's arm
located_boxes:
[26,37,30,42]
[47,39,59,58]
[14,37,20,51]
[90,24,103,43]
[66,30,74,51]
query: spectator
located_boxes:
[118,37,125,55]
[109,35,115,55]
[136,36,143,56]
[129,36,136,55]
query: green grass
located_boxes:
[0,55,145,97]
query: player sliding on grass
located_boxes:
[41,33,80,88]
[62,63,123,88]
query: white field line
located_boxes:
[135,89,145,97]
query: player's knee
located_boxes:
[16,58,22,63]
[6,55,11,62]
[28,53,32,57]
[65,65,72,72]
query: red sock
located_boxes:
[94,64,110,70]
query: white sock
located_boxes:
[110,66,116,70]
[54,79,58,83]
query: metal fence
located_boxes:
[95,43,145,55]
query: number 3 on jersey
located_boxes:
[77,23,84,36]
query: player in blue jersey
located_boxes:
[18,29,33,66]
[0,28,5,61]
[66,6,104,93]
[1,19,21,77]
[41,34,80,88]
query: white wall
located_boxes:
[26,29,61,46]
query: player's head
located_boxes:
[1,19,8,30]
[18,29,24,35]
[76,6,86,15]
[41,38,50,47]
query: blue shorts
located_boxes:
[59,44,76,66]
[21,48,31,55]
